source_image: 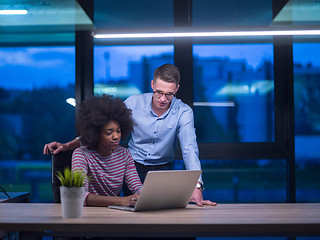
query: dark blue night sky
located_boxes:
[1,43,320,90]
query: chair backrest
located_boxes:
[51,150,73,203]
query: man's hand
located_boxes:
[43,141,67,155]
[43,138,80,155]
[190,188,217,207]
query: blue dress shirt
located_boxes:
[125,93,202,182]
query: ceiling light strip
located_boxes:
[94,30,320,39]
[0,10,28,15]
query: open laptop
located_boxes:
[108,170,201,212]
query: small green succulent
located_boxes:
[56,167,85,188]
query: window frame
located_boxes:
[78,0,296,202]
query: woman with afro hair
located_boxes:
[72,95,142,207]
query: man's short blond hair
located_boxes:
[153,63,180,86]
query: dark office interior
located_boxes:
[0,1,320,237]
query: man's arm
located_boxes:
[43,138,80,155]
[177,108,217,206]
[177,108,201,175]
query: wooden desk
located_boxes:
[0,192,30,203]
[0,203,320,238]
[0,192,30,239]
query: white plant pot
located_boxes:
[60,186,85,218]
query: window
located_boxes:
[293,42,320,202]
[174,158,287,203]
[193,44,274,142]
[94,45,174,98]
[0,46,75,202]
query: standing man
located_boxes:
[44,63,216,207]
[124,63,215,206]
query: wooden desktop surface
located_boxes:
[0,203,320,237]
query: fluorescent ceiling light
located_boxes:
[94,29,320,39]
[0,10,28,15]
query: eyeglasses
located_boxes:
[153,90,175,100]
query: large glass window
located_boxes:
[293,42,320,202]
[174,159,287,203]
[0,46,75,202]
[193,44,274,143]
[94,45,174,98]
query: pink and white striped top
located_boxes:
[72,146,142,205]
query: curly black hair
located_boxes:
[77,95,134,150]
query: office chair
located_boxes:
[51,150,73,203]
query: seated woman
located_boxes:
[72,95,142,207]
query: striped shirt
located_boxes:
[72,146,142,205]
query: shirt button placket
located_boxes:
[147,119,159,159]
[152,119,159,144]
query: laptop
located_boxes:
[108,170,201,212]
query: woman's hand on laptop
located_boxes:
[124,194,139,206]
[190,188,217,207]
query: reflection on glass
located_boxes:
[94,45,174,99]
[175,158,286,203]
[293,43,320,203]
[192,0,272,27]
[193,44,274,143]
[94,0,174,29]
[0,47,75,202]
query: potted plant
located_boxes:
[56,167,86,218]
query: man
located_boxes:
[44,63,216,207]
